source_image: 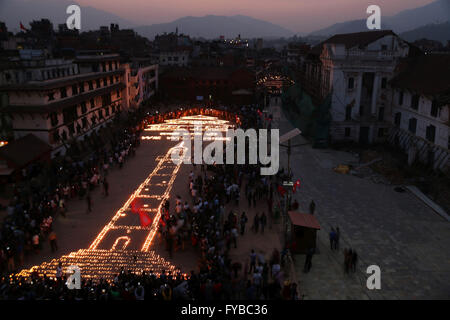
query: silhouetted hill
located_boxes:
[134,15,295,40]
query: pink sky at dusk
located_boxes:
[75,0,435,33]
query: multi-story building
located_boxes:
[0,50,126,157]
[154,31,192,67]
[389,54,450,170]
[301,30,414,144]
[123,58,158,109]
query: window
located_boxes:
[79,82,84,93]
[72,84,78,96]
[109,61,112,70]
[50,113,58,127]
[381,78,387,89]
[110,76,114,85]
[381,45,387,51]
[344,127,351,137]
[90,98,95,109]
[88,81,94,90]
[116,90,121,98]
[61,130,67,140]
[82,117,87,128]
[411,94,420,110]
[105,107,110,117]
[102,62,106,71]
[53,131,60,142]
[378,107,384,121]
[96,79,101,88]
[399,91,404,105]
[168,57,172,61]
[60,87,67,98]
[394,112,401,127]
[378,128,385,138]
[115,61,118,69]
[63,105,78,124]
[431,100,439,117]
[408,118,417,134]
[80,102,87,114]
[101,94,111,107]
[345,106,352,120]
[103,78,108,87]
[48,92,55,101]
[68,123,75,135]
[426,125,436,143]
[348,77,354,89]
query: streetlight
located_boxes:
[279,128,302,246]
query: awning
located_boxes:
[288,211,321,230]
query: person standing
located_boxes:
[309,200,316,215]
[49,231,58,252]
[329,228,336,250]
[240,212,248,236]
[260,212,267,234]
[103,178,109,197]
[351,250,358,273]
[231,226,238,248]
[55,262,63,284]
[253,213,260,234]
[86,192,92,214]
[249,249,257,274]
[303,247,315,273]
[335,227,340,250]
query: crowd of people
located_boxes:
[0,103,303,300]
[0,111,144,276]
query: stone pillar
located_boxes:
[371,73,380,115]
[355,73,363,118]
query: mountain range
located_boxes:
[0,0,136,32]
[134,15,295,40]
[0,0,449,42]
[309,0,450,43]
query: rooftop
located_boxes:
[390,54,450,96]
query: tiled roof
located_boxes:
[0,134,51,168]
[311,30,397,54]
[390,54,450,96]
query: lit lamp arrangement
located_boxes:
[15,114,237,283]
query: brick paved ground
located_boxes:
[272,102,450,299]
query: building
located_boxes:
[389,54,450,170]
[0,133,51,181]
[159,66,255,104]
[154,32,193,67]
[0,50,126,157]
[300,30,414,144]
[123,58,158,109]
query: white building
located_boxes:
[314,30,411,144]
[389,54,450,170]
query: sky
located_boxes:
[75,0,436,33]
